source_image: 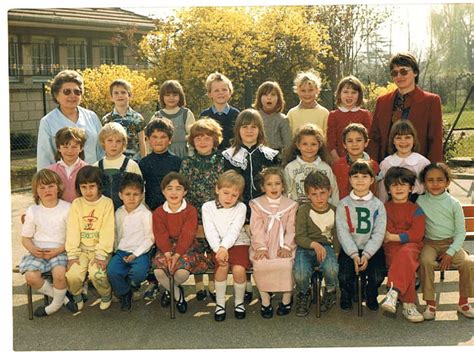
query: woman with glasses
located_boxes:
[368,52,443,164]
[37,70,103,169]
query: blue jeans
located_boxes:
[107,250,151,296]
[293,245,339,294]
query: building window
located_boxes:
[67,38,88,70]
[99,42,123,65]
[31,36,58,77]
[9,35,21,81]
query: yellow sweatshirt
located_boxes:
[66,195,115,260]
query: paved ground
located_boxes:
[7,179,474,351]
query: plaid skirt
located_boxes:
[19,252,68,274]
[153,237,211,274]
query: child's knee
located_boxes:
[24,271,42,286]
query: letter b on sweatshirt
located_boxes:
[355,207,371,234]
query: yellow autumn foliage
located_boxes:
[365,82,397,112]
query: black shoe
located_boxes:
[415,277,421,291]
[64,291,78,313]
[340,291,353,312]
[234,303,246,319]
[120,292,132,312]
[320,290,337,313]
[260,304,273,319]
[196,289,207,301]
[276,298,293,316]
[295,292,310,317]
[366,296,379,312]
[34,305,48,317]
[160,290,171,308]
[244,291,253,304]
[209,291,216,302]
[214,305,226,321]
[176,286,188,314]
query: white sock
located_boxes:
[282,292,292,305]
[45,288,67,315]
[37,279,54,298]
[215,280,227,309]
[234,281,246,306]
[260,291,271,306]
[154,269,170,291]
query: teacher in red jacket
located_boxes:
[368,52,443,163]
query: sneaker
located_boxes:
[402,303,424,323]
[64,291,79,313]
[161,290,171,308]
[196,289,207,301]
[340,290,353,312]
[143,283,159,302]
[296,291,310,317]
[380,283,398,314]
[320,289,337,313]
[423,304,436,320]
[457,303,474,319]
[34,305,48,317]
[100,296,112,311]
[120,292,132,312]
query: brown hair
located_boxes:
[335,75,364,107]
[159,80,186,108]
[383,166,417,193]
[54,127,86,161]
[420,162,453,184]
[31,169,64,205]
[389,52,420,84]
[187,118,223,149]
[50,70,84,104]
[304,170,331,194]
[283,123,331,166]
[388,120,420,155]
[231,109,266,155]
[119,172,144,193]
[75,166,103,196]
[109,79,132,96]
[259,167,285,190]
[253,81,285,113]
[160,172,189,192]
[145,117,175,139]
[348,159,375,178]
[342,123,369,143]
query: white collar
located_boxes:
[119,203,146,215]
[265,195,282,204]
[390,152,420,166]
[349,190,373,201]
[58,158,81,169]
[163,199,187,214]
[338,106,361,113]
[222,145,278,170]
[296,155,321,166]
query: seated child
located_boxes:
[47,127,88,202]
[152,172,209,314]
[249,167,298,318]
[19,169,76,317]
[293,170,340,317]
[202,170,250,321]
[417,163,474,320]
[94,122,142,210]
[380,167,425,323]
[65,166,115,311]
[336,160,386,312]
[107,173,154,311]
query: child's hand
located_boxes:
[42,247,61,260]
[311,242,326,263]
[216,247,229,267]
[383,231,400,244]
[169,253,180,273]
[277,248,292,258]
[67,259,79,270]
[353,256,361,274]
[359,255,369,272]
[94,258,108,270]
[123,254,136,263]
[438,253,453,271]
[30,246,44,258]
[254,249,269,260]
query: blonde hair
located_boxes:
[187,118,223,149]
[259,167,285,190]
[253,81,285,113]
[98,122,128,149]
[31,169,64,205]
[293,69,322,93]
[283,123,331,166]
[216,170,245,198]
[231,109,267,156]
[205,72,233,94]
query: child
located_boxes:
[379,167,425,322]
[65,166,115,311]
[327,76,372,161]
[336,160,386,312]
[249,167,298,318]
[293,170,340,317]
[101,79,147,160]
[378,120,430,203]
[199,72,240,150]
[417,163,474,320]
[283,123,339,206]
[202,170,250,321]
[107,173,154,311]
[94,122,142,210]
[179,118,224,301]
[152,80,195,158]
[47,127,88,202]
[139,118,182,211]
[253,81,291,157]
[331,123,379,199]
[287,69,329,136]
[152,172,209,314]
[19,169,76,317]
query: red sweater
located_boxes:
[152,202,198,256]
[326,109,372,158]
[384,200,425,245]
[332,155,379,199]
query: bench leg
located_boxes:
[27,284,33,320]
[357,274,363,317]
[311,269,321,318]
[440,270,445,281]
[169,274,175,319]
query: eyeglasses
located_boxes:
[390,68,413,78]
[62,88,82,96]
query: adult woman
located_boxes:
[36,70,103,170]
[368,52,443,163]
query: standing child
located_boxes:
[327,76,372,161]
[102,79,147,160]
[331,123,379,199]
[249,167,298,318]
[287,69,329,136]
[107,173,154,312]
[94,122,142,210]
[179,118,224,301]
[65,166,115,311]
[283,123,339,206]
[377,120,430,203]
[336,160,386,312]
[19,169,76,317]
[47,127,88,202]
[380,167,425,322]
[199,72,240,150]
[202,170,250,321]
[152,80,195,158]
[253,81,291,157]
[152,172,209,314]
[417,163,474,320]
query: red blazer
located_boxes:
[367,86,443,163]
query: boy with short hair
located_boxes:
[331,123,380,199]
[199,72,240,150]
[293,170,340,317]
[107,172,154,312]
[336,160,386,312]
[94,122,142,210]
[102,79,147,160]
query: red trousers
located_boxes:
[383,242,423,303]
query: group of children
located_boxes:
[20,69,473,324]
